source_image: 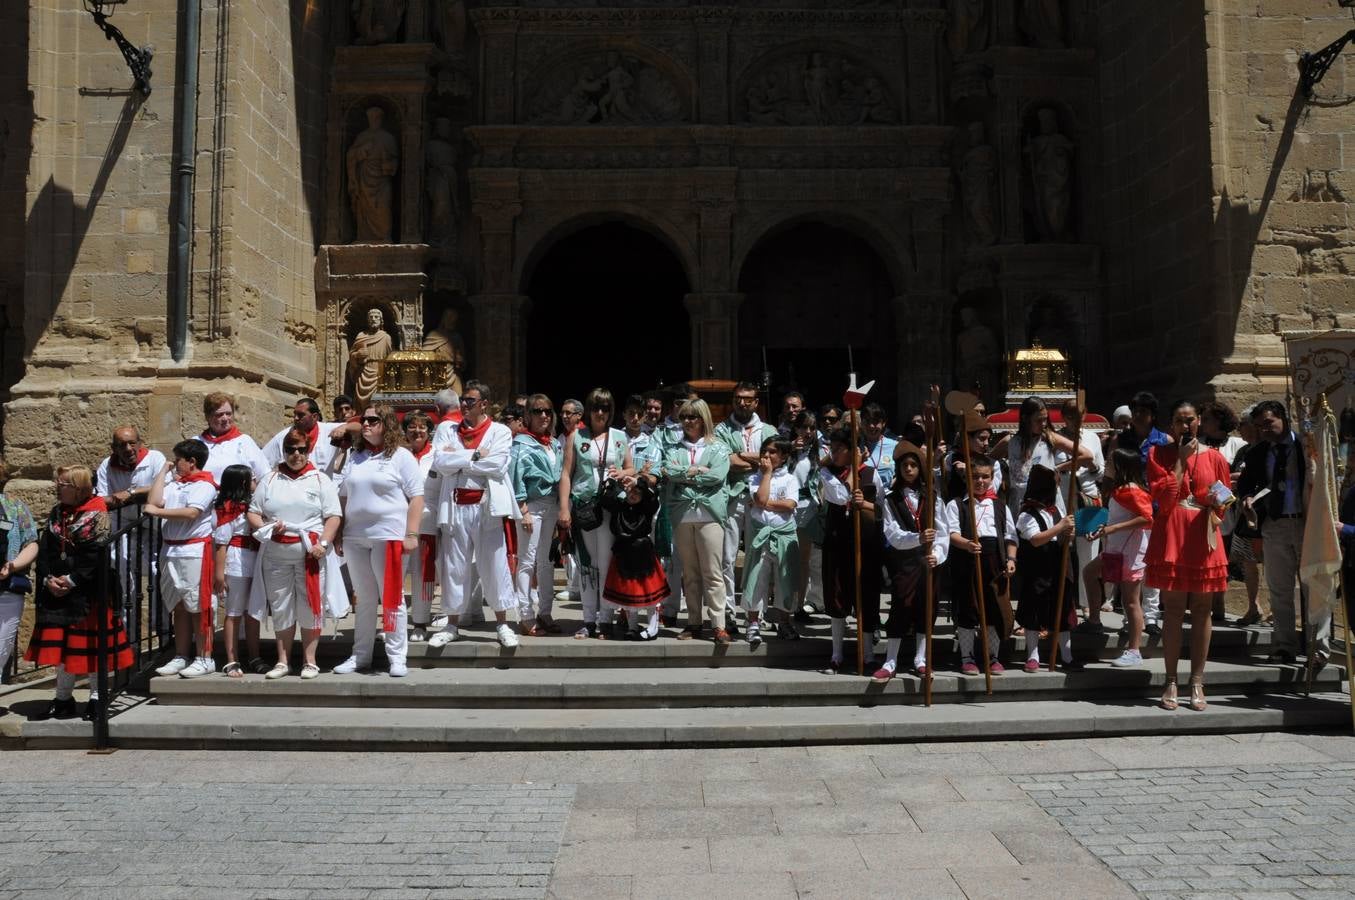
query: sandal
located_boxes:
[299,664,320,680]
[676,625,702,641]
[223,661,244,679]
[573,624,596,640]
[1189,680,1207,711]
[265,662,290,680]
[1235,610,1261,627]
[246,657,270,675]
[1160,679,1179,711]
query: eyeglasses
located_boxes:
[461,397,481,406]
[283,445,308,454]
[530,407,552,415]
[589,406,612,413]
[55,481,75,488]
[360,416,382,426]
[823,416,841,424]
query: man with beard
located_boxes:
[715,382,777,625]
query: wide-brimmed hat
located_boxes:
[893,440,927,463]
[962,410,991,433]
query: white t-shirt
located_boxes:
[161,480,217,557]
[945,496,1018,543]
[410,448,438,535]
[261,422,349,475]
[340,447,424,540]
[1105,490,1151,573]
[747,468,799,527]
[198,432,270,483]
[1016,508,1064,542]
[96,449,167,532]
[250,468,342,537]
[212,513,256,578]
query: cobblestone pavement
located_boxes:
[0,781,572,900]
[1024,762,1355,900]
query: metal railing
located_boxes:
[92,505,167,749]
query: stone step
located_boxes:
[309,616,1280,669]
[147,658,1341,709]
[18,690,1351,750]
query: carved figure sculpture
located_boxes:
[1026,108,1074,241]
[425,118,459,246]
[527,53,684,125]
[1018,0,1065,49]
[352,0,406,46]
[858,77,898,124]
[347,307,395,407]
[436,0,467,56]
[599,52,636,121]
[948,0,990,57]
[347,107,399,244]
[421,307,467,395]
[960,121,998,245]
[955,305,1001,398]
[803,53,832,125]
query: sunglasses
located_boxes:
[283,444,308,454]
[360,416,382,425]
[823,416,841,423]
[589,406,612,413]
[461,397,482,406]
[530,407,552,415]
[679,414,701,421]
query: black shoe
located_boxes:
[661,614,679,627]
[1267,650,1297,664]
[1143,623,1162,637]
[777,621,801,641]
[32,698,77,721]
[610,622,628,641]
[1060,658,1087,671]
[82,698,104,722]
[794,608,812,624]
[727,621,740,640]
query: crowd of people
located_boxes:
[1,380,1350,722]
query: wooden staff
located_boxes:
[1342,564,1355,732]
[851,408,866,676]
[1048,391,1085,672]
[923,383,941,707]
[949,391,992,695]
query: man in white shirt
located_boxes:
[261,397,348,477]
[429,381,520,648]
[145,441,220,679]
[196,391,269,483]
[96,425,167,606]
[714,382,777,626]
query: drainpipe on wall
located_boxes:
[170,0,201,361]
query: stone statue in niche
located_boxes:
[421,306,467,395]
[527,52,685,125]
[1026,108,1074,241]
[959,121,997,246]
[347,307,395,408]
[1027,299,1076,363]
[425,118,459,247]
[954,305,1002,398]
[435,0,467,57]
[1018,0,1065,49]
[948,0,989,57]
[352,0,406,46]
[741,52,899,126]
[347,106,399,244]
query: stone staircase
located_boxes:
[10,604,1352,749]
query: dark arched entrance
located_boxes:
[526,222,691,406]
[737,223,898,417]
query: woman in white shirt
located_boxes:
[248,426,342,679]
[997,396,1088,517]
[402,413,439,642]
[335,406,424,677]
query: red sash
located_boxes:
[228,535,260,551]
[164,536,214,646]
[109,447,149,473]
[382,540,404,632]
[418,534,437,583]
[272,531,322,625]
[503,519,518,580]
[454,489,484,505]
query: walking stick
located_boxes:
[1049,391,1085,672]
[851,409,866,676]
[923,384,941,706]
[1341,565,1355,732]
[946,390,992,695]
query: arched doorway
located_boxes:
[525,222,691,406]
[737,223,898,417]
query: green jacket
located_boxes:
[662,441,731,521]
[713,418,778,497]
[567,427,628,501]
[511,433,561,503]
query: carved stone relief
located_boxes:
[425,117,459,247]
[948,0,989,57]
[525,51,689,125]
[959,121,997,246]
[347,106,400,243]
[1018,0,1065,49]
[1025,107,1074,242]
[352,0,406,46]
[740,50,898,125]
[953,301,1003,401]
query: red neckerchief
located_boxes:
[528,430,553,448]
[200,426,242,445]
[109,447,149,472]
[411,442,432,461]
[277,462,316,480]
[62,496,108,516]
[305,422,320,451]
[215,500,248,527]
[179,471,218,488]
[971,489,999,502]
[458,416,492,450]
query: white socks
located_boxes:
[884,637,902,671]
[1026,631,1073,664]
[913,634,928,669]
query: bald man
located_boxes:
[97,426,168,531]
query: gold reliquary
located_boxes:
[377,350,454,393]
[1006,341,1073,393]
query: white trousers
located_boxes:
[344,537,407,667]
[721,494,750,609]
[515,497,558,623]
[221,572,262,621]
[578,513,615,626]
[441,503,515,617]
[662,542,683,617]
[0,591,22,676]
[405,535,441,626]
[1141,585,1161,625]
[261,543,322,631]
[160,554,212,615]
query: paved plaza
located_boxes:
[2,733,1355,898]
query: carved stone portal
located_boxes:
[954,304,1002,401]
[742,51,899,126]
[526,51,688,125]
[948,0,989,58]
[347,106,400,244]
[1018,0,1065,49]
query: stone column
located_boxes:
[400,101,426,244]
[903,11,945,125]
[684,292,743,379]
[695,11,733,124]
[893,291,950,414]
[467,293,528,397]
[476,16,520,124]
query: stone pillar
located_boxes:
[400,101,426,244]
[903,11,945,125]
[695,11,733,124]
[467,293,528,397]
[684,292,743,379]
[894,291,950,414]
[477,16,519,124]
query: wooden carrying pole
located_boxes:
[923,384,941,707]
[949,392,993,695]
[1048,392,1084,672]
[851,409,866,676]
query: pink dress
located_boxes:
[1144,445,1231,593]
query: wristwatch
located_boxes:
[318,540,330,550]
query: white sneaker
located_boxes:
[497,624,520,648]
[155,656,190,677]
[265,662,290,680]
[428,627,458,648]
[409,627,428,643]
[179,657,216,679]
[431,615,450,629]
[332,656,364,675]
[554,589,572,602]
[1111,649,1143,668]
[389,661,408,678]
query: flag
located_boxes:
[843,374,875,411]
[1300,404,1341,621]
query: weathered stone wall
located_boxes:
[0,4,30,427]
[2,1,328,512]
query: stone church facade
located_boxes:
[1,0,1353,500]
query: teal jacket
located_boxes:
[713,418,778,497]
[567,427,628,501]
[661,441,731,521]
[511,433,561,504]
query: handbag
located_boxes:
[571,432,609,532]
[1101,550,1127,584]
